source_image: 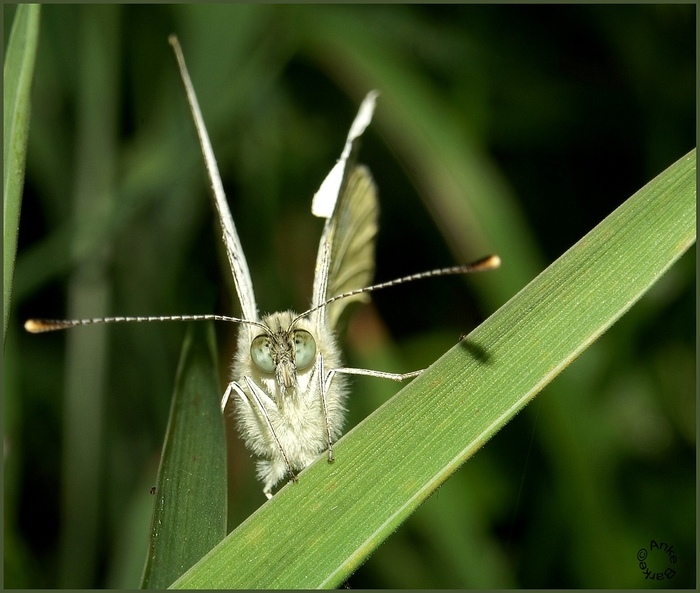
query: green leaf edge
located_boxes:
[171,149,695,589]
[3,4,41,338]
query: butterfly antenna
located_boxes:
[24,314,268,334]
[293,254,500,325]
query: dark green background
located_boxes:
[6,4,695,588]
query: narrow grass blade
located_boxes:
[3,4,40,338]
[141,322,227,588]
[169,150,695,588]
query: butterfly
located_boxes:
[25,35,500,499]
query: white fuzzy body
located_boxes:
[232,311,347,494]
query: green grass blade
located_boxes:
[3,3,40,338]
[141,322,227,588]
[170,150,695,589]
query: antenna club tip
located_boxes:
[488,255,501,269]
[24,319,47,333]
[168,34,179,47]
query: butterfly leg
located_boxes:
[318,364,423,464]
[220,382,234,413]
[223,380,296,498]
[221,377,276,412]
[331,367,425,382]
[241,378,298,493]
[317,353,335,463]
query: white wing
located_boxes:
[311,92,380,331]
[311,91,378,219]
[169,36,258,322]
[316,165,378,329]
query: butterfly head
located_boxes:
[249,312,317,394]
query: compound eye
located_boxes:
[293,330,316,369]
[250,335,275,373]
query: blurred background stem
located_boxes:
[58,6,119,587]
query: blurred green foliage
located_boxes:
[5,4,694,588]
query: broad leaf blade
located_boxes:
[141,322,227,588]
[3,4,40,338]
[170,150,695,589]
